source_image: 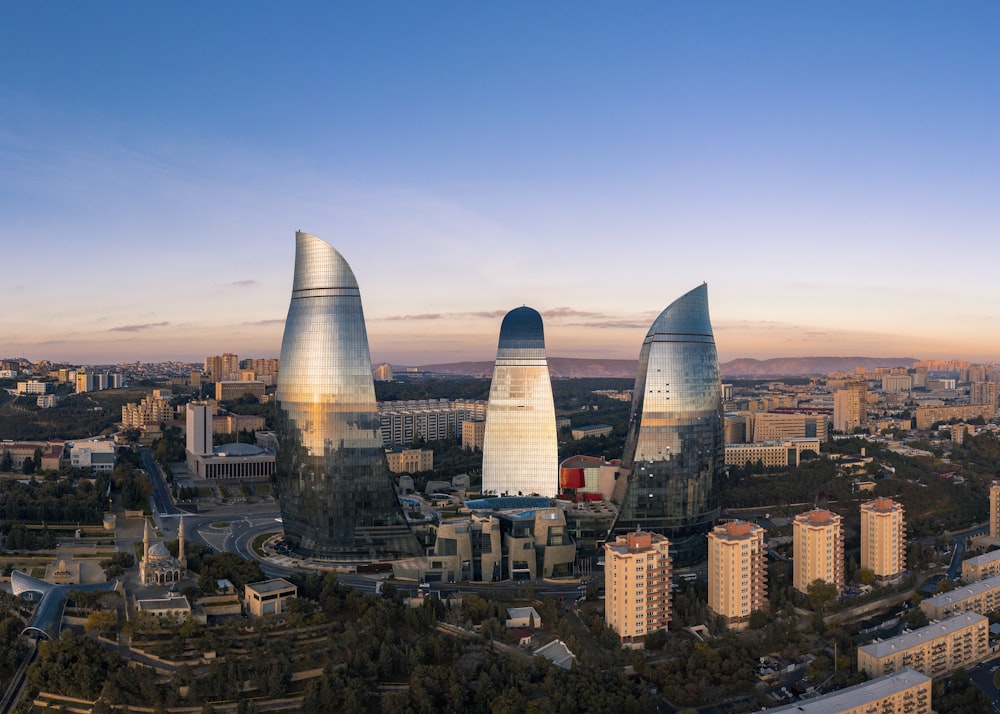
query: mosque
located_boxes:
[139,517,188,585]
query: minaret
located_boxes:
[142,518,151,564]
[177,515,187,568]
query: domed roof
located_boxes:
[497,306,545,351]
[148,543,170,559]
[213,442,264,457]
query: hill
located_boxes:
[404,355,919,379]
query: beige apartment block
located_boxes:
[707,521,767,630]
[833,381,867,433]
[857,612,989,679]
[970,381,1000,407]
[765,668,931,714]
[461,419,486,450]
[915,404,995,430]
[604,531,672,647]
[963,549,1000,582]
[920,573,1000,620]
[860,497,906,583]
[792,509,844,595]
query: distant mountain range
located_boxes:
[404,356,919,379]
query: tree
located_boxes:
[806,579,839,612]
[0,450,11,472]
[856,568,876,585]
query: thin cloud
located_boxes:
[542,307,604,319]
[564,319,650,329]
[379,310,506,321]
[220,279,258,288]
[108,321,170,332]
[242,318,285,326]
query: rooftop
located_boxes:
[763,668,929,713]
[858,612,987,659]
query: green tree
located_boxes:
[0,450,11,472]
[806,579,839,612]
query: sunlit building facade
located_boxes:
[614,284,724,564]
[604,530,672,647]
[792,508,844,595]
[860,497,906,583]
[481,307,558,497]
[274,231,421,560]
[707,521,767,630]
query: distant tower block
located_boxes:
[481,307,559,498]
[273,232,421,561]
[614,284,724,564]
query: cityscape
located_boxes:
[3,3,1000,714]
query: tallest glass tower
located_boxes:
[274,232,421,561]
[614,284,724,564]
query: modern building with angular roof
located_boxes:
[613,284,724,563]
[274,231,421,561]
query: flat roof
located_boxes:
[245,578,297,595]
[764,668,929,713]
[858,612,987,659]
[922,573,1000,608]
[963,550,1000,567]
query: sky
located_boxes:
[2,2,999,366]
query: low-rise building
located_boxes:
[215,380,266,401]
[857,612,989,679]
[385,447,434,474]
[962,549,1000,582]
[570,424,613,440]
[244,578,298,617]
[920,573,1000,620]
[724,438,821,469]
[764,669,931,714]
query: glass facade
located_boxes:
[614,284,724,564]
[482,307,559,498]
[274,232,421,560]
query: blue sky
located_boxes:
[2,2,998,365]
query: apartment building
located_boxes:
[915,404,995,430]
[920,573,1000,620]
[970,381,1000,407]
[461,419,486,450]
[604,531,672,647]
[833,381,867,433]
[962,549,1000,582]
[857,612,989,679]
[122,394,174,429]
[707,521,767,630]
[765,669,931,714]
[792,509,844,595]
[378,399,488,446]
[860,497,906,583]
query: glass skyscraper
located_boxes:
[614,284,724,563]
[274,231,421,560]
[481,306,559,498]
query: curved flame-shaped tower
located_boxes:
[481,306,558,497]
[614,284,724,564]
[275,232,421,560]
